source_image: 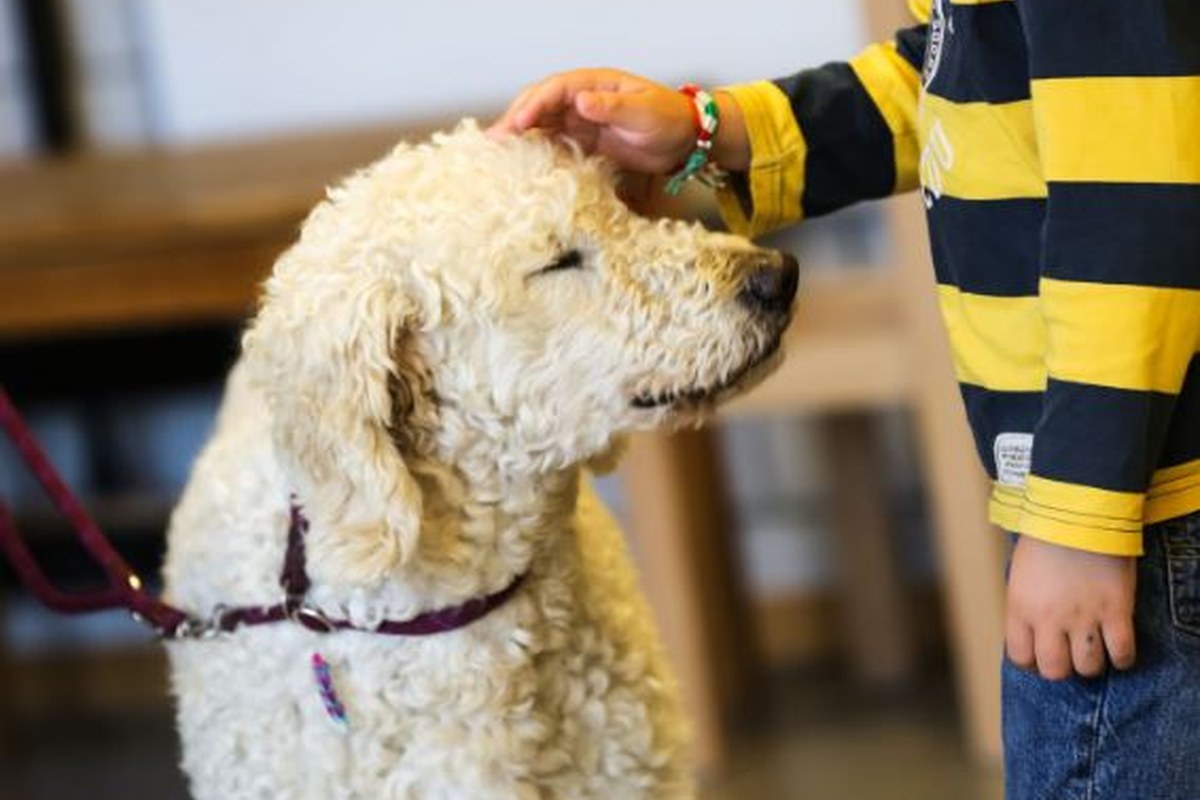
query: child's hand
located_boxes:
[488,68,750,173]
[488,69,696,174]
[1006,535,1137,680]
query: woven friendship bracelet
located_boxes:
[664,84,727,196]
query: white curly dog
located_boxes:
[163,120,798,800]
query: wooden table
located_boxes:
[0,126,410,339]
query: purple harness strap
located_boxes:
[0,386,524,640]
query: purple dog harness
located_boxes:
[0,386,525,642]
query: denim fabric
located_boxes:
[1003,512,1200,799]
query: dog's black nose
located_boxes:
[740,252,799,314]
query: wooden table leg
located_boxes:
[820,412,918,688]
[620,429,757,776]
[910,393,1006,763]
[0,606,12,800]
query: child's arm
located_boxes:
[489,18,930,237]
[710,23,927,237]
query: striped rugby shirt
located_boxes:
[716,0,1200,555]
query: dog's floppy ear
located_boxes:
[243,256,436,585]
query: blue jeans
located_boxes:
[1003,511,1200,799]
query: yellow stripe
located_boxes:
[1013,508,1144,555]
[988,486,1023,531]
[937,285,1047,391]
[918,95,1046,201]
[1147,458,1200,524]
[1151,458,1200,490]
[1146,482,1200,525]
[908,0,1009,24]
[1042,278,1200,393]
[1024,475,1144,527]
[850,42,921,193]
[1033,76,1200,184]
[991,483,1144,554]
[907,0,931,23]
[715,81,805,238]
[996,465,1200,537]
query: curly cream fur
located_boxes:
[162,120,793,800]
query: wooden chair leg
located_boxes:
[820,412,918,688]
[620,428,757,776]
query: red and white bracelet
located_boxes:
[664,84,728,195]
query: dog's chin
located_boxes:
[630,335,785,414]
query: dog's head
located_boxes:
[244,120,796,581]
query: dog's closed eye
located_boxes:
[534,249,585,276]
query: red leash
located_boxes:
[0,386,191,634]
[0,386,524,640]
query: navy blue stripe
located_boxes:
[894,24,928,73]
[960,383,1044,479]
[1159,356,1200,469]
[928,197,1044,295]
[1018,0,1200,78]
[1042,183,1200,290]
[923,2,1030,104]
[1032,379,1177,493]
[774,63,895,218]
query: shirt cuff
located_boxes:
[714,81,807,238]
[989,477,1145,556]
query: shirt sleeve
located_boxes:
[1013,0,1200,555]
[716,23,927,237]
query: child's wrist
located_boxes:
[711,91,749,173]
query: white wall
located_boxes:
[0,0,36,158]
[131,0,866,145]
[62,0,152,147]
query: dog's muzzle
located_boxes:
[738,251,799,315]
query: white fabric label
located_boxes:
[994,432,1033,488]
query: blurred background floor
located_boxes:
[1,662,1002,800]
[703,673,1003,800]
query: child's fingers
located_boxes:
[1069,625,1107,678]
[512,71,625,133]
[492,76,579,135]
[514,80,576,131]
[1005,617,1036,671]
[1102,615,1137,670]
[487,85,540,136]
[1034,628,1073,681]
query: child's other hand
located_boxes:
[1006,535,1137,680]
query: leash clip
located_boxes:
[149,603,232,641]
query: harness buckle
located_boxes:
[291,605,335,634]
